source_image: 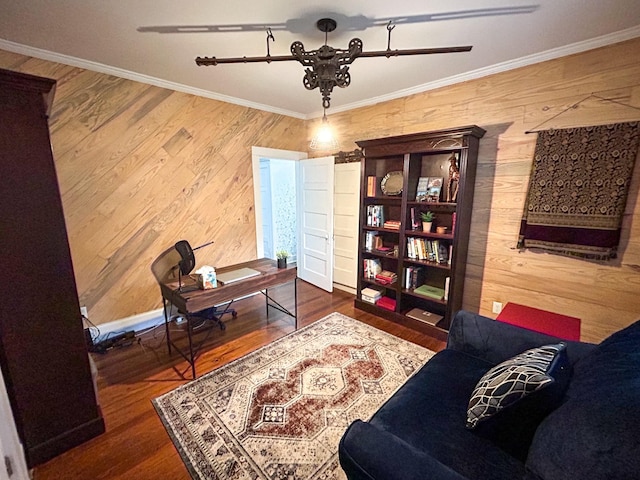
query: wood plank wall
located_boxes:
[0,49,306,327]
[2,37,639,342]
[311,37,640,342]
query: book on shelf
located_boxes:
[406,237,449,264]
[414,284,446,300]
[383,220,400,230]
[426,177,443,202]
[438,243,449,264]
[403,266,425,289]
[366,176,379,197]
[415,177,444,202]
[363,258,382,278]
[406,308,443,326]
[444,276,450,302]
[366,205,385,227]
[365,231,378,250]
[410,207,420,230]
[415,177,430,202]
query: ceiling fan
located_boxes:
[196,18,472,111]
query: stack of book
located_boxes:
[414,284,446,300]
[375,270,397,285]
[383,219,401,230]
[377,296,396,311]
[376,245,393,255]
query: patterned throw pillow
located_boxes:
[466,344,566,429]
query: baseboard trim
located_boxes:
[333,283,356,295]
[26,415,105,467]
[94,309,165,339]
[95,292,263,338]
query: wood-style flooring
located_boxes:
[32,281,446,479]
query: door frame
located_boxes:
[0,366,29,480]
[251,147,307,259]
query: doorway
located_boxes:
[259,158,297,261]
[252,147,307,261]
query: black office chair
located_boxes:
[151,240,237,333]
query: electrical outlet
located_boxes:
[492,301,503,314]
[80,306,88,318]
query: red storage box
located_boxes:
[496,303,581,341]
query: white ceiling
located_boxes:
[1,0,639,119]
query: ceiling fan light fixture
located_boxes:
[310,111,339,151]
[195,18,472,112]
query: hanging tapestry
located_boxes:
[518,122,640,260]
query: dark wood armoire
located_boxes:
[0,68,105,467]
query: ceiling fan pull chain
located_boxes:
[266,28,275,60]
[386,21,396,52]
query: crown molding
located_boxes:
[2,23,639,122]
[0,38,306,119]
[317,25,640,119]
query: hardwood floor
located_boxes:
[32,281,446,479]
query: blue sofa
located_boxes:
[339,310,640,480]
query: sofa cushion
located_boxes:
[367,349,527,480]
[339,421,469,480]
[466,344,570,461]
[526,319,640,480]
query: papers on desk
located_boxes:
[216,268,261,285]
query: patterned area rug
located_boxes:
[153,312,434,480]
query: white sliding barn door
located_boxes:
[333,162,361,289]
[297,156,334,292]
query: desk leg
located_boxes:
[186,315,196,378]
[262,279,297,329]
[163,298,172,355]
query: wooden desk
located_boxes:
[159,258,297,377]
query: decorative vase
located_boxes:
[422,222,432,233]
[277,258,287,269]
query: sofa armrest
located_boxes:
[339,420,469,480]
[447,310,578,365]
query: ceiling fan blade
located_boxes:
[357,45,472,58]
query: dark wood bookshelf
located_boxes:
[355,126,485,332]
